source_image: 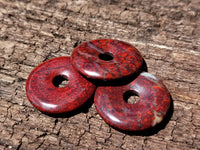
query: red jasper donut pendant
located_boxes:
[71,39,143,80]
[94,72,171,131]
[26,57,96,114]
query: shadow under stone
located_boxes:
[84,58,148,86]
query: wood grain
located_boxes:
[0,0,200,149]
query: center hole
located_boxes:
[52,75,69,88]
[98,52,114,61]
[123,90,140,104]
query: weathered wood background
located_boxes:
[0,0,200,149]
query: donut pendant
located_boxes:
[26,57,96,114]
[71,39,143,80]
[26,39,171,132]
[94,72,171,131]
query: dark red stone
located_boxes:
[94,72,171,131]
[71,39,143,80]
[26,57,96,114]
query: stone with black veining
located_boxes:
[26,57,96,114]
[71,39,143,81]
[94,72,171,131]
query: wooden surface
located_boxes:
[0,0,200,149]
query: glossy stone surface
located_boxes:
[26,57,96,114]
[71,39,143,80]
[94,72,171,131]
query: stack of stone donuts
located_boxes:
[26,39,171,131]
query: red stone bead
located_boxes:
[94,72,171,131]
[71,39,143,80]
[26,57,96,114]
